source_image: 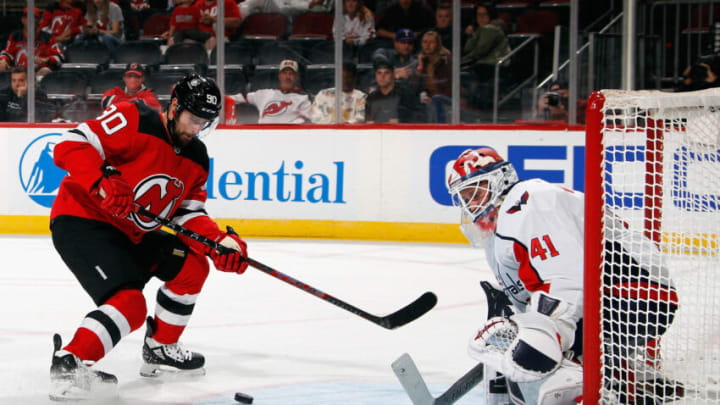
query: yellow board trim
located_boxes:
[0,216,468,244]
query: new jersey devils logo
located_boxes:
[131,174,185,231]
[262,100,292,117]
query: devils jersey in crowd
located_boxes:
[231,89,311,124]
[51,101,215,247]
[39,2,84,39]
[485,178,677,353]
[0,30,64,70]
[101,86,162,111]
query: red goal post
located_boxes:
[584,88,720,405]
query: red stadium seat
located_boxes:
[140,14,171,41]
[239,13,289,39]
[289,12,334,40]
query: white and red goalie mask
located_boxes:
[447,148,518,246]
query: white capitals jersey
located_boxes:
[232,89,312,124]
[485,179,585,322]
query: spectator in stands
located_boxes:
[535,81,585,123]
[75,0,125,52]
[0,7,64,80]
[335,0,376,48]
[163,0,209,47]
[679,56,720,92]
[422,3,452,51]
[117,0,154,40]
[366,60,423,123]
[101,63,162,111]
[39,0,85,46]
[372,28,418,84]
[195,0,242,51]
[463,2,507,35]
[0,68,53,122]
[375,0,433,42]
[230,59,312,124]
[461,3,510,79]
[311,62,367,124]
[413,30,451,122]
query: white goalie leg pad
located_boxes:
[503,312,564,382]
[537,360,583,405]
[507,360,582,405]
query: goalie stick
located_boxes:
[391,353,485,405]
[134,207,437,329]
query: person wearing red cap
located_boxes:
[101,63,162,112]
[0,6,64,79]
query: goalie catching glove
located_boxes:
[468,292,575,382]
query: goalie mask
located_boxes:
[447,148,518,246]
[168,73,222,145]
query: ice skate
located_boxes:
[140,317,206,377]
[49,334,118,401]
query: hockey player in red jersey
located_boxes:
[48,73,248,401]
[446,148,680,405]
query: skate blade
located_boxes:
[139,363,206,378]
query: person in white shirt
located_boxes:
[446,148,681,405]
[230,59,311,124]
[310,62,366,124]
[334,0,375,47]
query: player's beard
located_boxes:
[167,118,192,148]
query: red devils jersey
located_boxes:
[51,101,217,245]
[194,0,241,39]
[101,86,162,111]
[0,30,64,70]
[39,2,84,39]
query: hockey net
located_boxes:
[584,88,720,405]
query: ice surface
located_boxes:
[0,235,494,404]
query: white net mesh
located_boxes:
[598,88,720,404]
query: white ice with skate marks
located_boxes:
[0,235,495,404]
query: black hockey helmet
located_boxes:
[171,73,221,121]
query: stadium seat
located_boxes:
[211,41,255,66]
[146,71,187,98]
[238,13,289,39]
[65,41,111,65]
[289,12,334,40]
[357,39,393,64]
[304,65,334,95]
[0,71,10,92]
[113,41,164,67]
[235,103,259,123]
[39,71,88,100]
[515,9,558,37]
[255,41,308,66]
[88,69,125,97]
[140,13,171,43]
[248,67,280,91]
[58,98,103,123]
[165,42,209,66]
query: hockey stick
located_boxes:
[391,353,485,405]
[134,207,437,329]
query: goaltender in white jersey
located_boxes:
[446,148,681,405]
[230,59,312,124]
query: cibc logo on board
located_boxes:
[19,133,67,208]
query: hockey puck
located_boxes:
[234,392,253,404]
